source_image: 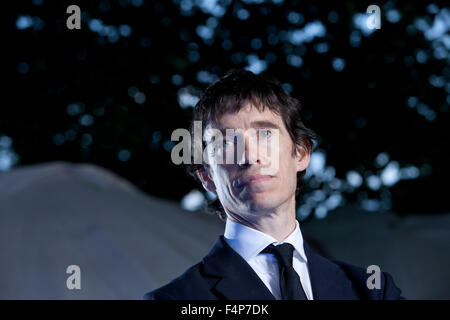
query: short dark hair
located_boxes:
[187,68,317,221]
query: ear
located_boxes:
[295,145,311,173]
[196,166,217,194]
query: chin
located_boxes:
[245,193,280,212]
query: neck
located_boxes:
[226,196,297,242]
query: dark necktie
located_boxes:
[262,243,308,300]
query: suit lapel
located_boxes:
[201,236,360,300]
[303,241,360,299]
[201,236,276,300]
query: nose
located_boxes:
[237,130,260,168]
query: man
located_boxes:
[144,69,404,300]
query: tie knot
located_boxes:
[262,243,295,267]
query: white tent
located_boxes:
[301,205,450,299]
[0,161,224,299]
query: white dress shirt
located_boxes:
[223,218,314,300]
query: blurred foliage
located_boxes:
[3,0,449,218]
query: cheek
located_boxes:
[279,156,299,189]
[212,169,235,200]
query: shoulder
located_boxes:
[143,236,232,300]
[142,262,212,300]
[332,259,406,300]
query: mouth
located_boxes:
[233,174,274,188]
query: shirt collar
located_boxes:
[224,218,308,263]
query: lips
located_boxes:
[234,174,273,188]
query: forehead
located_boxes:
[208,103,284,130]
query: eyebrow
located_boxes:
[249,120,280,129]
[218,120,281,133]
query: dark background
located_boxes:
[4,0,449,219]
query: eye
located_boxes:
[259,129,272,138]
[222,139,234,148]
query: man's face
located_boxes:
[199,104,310,218]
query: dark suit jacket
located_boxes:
[144,235,405,300]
